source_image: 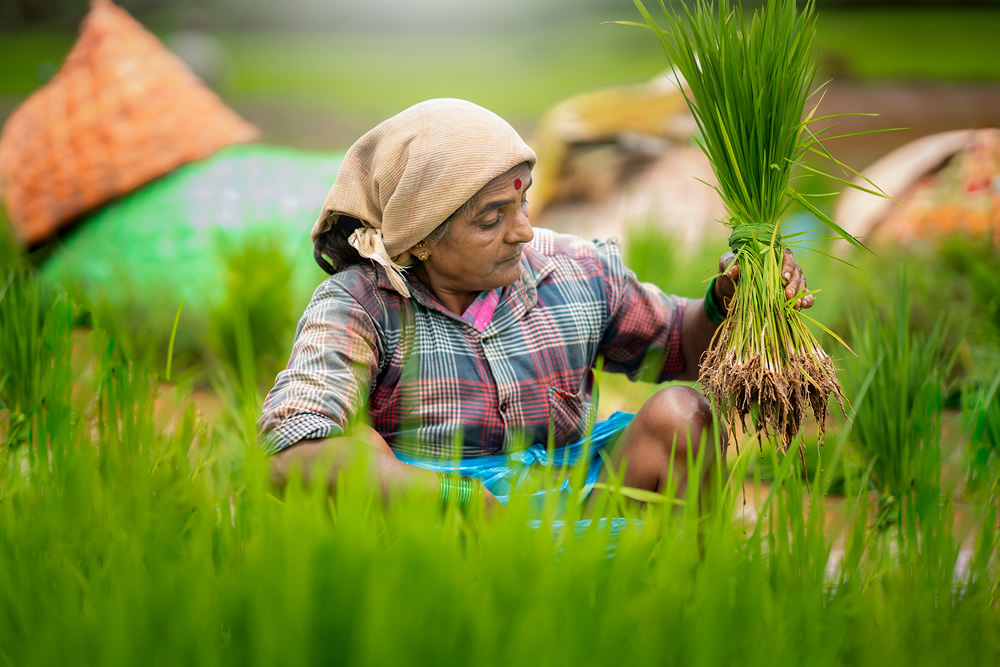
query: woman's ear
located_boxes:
[411,239,430,261]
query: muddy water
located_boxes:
[816,81,1000,168]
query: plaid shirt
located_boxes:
[259,228,689,457]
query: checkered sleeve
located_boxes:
[257,276,384,454]
[595,240,690,383]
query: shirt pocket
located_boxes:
[546,385,593,446]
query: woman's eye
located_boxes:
[482,214,502,228]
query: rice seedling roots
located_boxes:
[699,318,846,451]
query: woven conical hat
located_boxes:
[0,0,260,245]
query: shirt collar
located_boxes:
[369,241,557,327]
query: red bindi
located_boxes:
[514,178,522,190]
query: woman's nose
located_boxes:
[507,208,533,244]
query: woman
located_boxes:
[259,99,812,512]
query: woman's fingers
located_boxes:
[780,248,815,309]
[794,275,810,310]
[781,248,796,294]
[713,252,739,307]
[784,263,804,301]
[719,251,738,280]
[719,248,814,309]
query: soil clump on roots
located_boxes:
[699,318,846,451]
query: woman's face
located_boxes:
[415,163,533,313]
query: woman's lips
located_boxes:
[501,247,524,264]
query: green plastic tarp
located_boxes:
[43,143,342,326]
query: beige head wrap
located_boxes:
[311,99,537,297]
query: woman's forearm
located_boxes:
[269,428,440,500]
[677,297,721,382]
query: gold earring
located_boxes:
[418,252,430,261]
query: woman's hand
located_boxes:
[482,487,504,518]
[712,247,814,312]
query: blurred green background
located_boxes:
[2,0,999,161]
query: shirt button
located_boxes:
[499,401,508,413]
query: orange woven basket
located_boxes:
[0,0,260,245]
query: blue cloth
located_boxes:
[528,518,644,558]
[395,411,634,509]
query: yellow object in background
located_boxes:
[529,72,694,218]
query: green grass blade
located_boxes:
[165,298,185,382]
[787,187,873,254]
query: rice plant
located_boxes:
[963,370,1000,498]
[842,275,955,523]
[2,216,999,667]
[625,0,894,449]
[0,264,74,450]
[207,232,300,388]
[1,285,998,666]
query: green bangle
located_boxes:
[437,473,484,509]
[704,277,727,326]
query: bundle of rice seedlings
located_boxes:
[625,0,891,449]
